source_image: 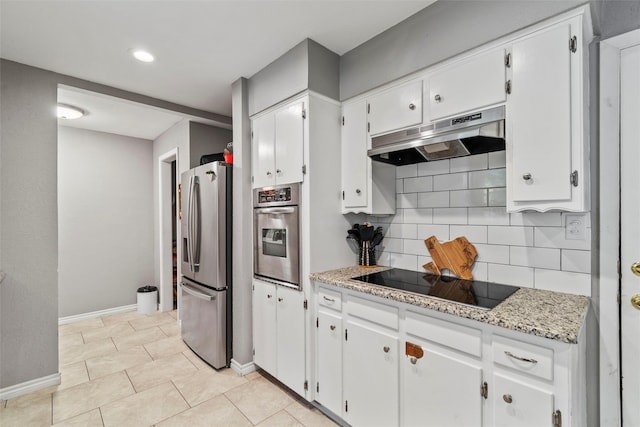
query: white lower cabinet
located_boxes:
[343,318,399,427]
[492,372,554,427]
[253,279,306,396]
[315,308,343,416]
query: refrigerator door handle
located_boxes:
[181,283,216,301]
[186,175,193,272]
[192,177,201,269]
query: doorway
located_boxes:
[159,148,179,313]
[600,29,640,426]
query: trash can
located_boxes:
[137,286,158,314]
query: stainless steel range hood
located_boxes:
[368,105,505,166]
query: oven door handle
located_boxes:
[255,207,296,215]
[181,283,215,301]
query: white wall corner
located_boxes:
[230,359,257,376]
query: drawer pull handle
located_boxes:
[383,346,390,353]
[504,351,538,364]
[330,325,336,331]
[503,394,513,404]
[267,294,273,299]
[278,297,283,302]
[410,357,417,365]
[323,296,335,303]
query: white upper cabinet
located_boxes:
[428,49,506,121]
[367,79,423,136]
[252,99,305,188]
[506,15,588,212]
[341,100,396,215]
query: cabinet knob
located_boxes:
[266,171,272,176]
[383,346,390,353]
[503,394,513,404]
[276,169,282,174]
[355,188,361,195]
[330,325,336,331]
[434,94,442,103]
[522,173,532,181]
[267,294,272,299]
[410,357,417,365]
[278,297,283,302]
[409,103,416,110]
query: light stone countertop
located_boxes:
[310,265,590,344]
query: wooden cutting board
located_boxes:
[422,235,478,280]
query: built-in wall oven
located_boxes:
[253,183,300,289]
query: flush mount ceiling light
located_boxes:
[131,49,155,63]
[56,103,86,120]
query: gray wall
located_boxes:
[58,127,154,317]
[248,39,340,115]
[600,0,640,39]
[340,0,588,100]
[189,122,232,168]
[0,59,231,389]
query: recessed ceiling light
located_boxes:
[57,103,86,120]
[132,49,155,63]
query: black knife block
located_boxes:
[359,241,376,266]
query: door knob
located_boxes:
[631,262,640,276]
[631,294,640,310]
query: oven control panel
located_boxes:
[258,187,292,203]
[254,183,300,208]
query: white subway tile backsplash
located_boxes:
[396,164,418,178]
[469,168,506,189]
[418,159,450,176]
[488,226,534,246]
[388,223,418,239]
[417,256,433,270]
[403,208,433,224]
[450,189,488,207]
[473,243,510,264]
[377,252,390,267]
[404,176,433,193]
[450,225,488,244]
[417,224,450,241]
[397,193,418,209]
[510,247,561,270]
[450,154,488,173]
[534,269,591,296]
[488,188,506,206]
[396,178,404,194]
[389,253,418,270]
[468,207,510,225]
[404,239,429,256]
[471,262,488,281]
[380,237,403,253]
[561,250,591,273]
[418,191,449,208]
[488,151,506,169]
[433,173,468,191]
[535,226,591,250]
[433,208,468,225]
[488,264,534,287]
[510,212,562,227]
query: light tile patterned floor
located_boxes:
[0,310,338,427]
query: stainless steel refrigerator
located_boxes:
[180,161,232,369]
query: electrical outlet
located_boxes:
[565,214,586,240]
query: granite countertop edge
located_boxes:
[310,266,590,345]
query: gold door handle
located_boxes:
[631,294,640,310]
[631,262,640,276]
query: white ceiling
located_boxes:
[1,0,436,118]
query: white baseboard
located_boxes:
[230,359,257,376]
[0,373,61,400]
[58,304,137,325]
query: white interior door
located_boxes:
[620,42,640,426]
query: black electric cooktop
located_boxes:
[352,268,520,310]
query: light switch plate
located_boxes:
[565,214,586,240]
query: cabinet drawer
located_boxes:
[492,335,554,381]
[347,295,398,330]
[318,287,342,311]
[405,310,482,357]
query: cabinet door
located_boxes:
[508,23,572,203]
[275,101,305,185]
[252,280,277,374]
[344,319,399,427]
[276,285,306,396]
[428,49,506,121]
[368,79,423,136]
[403,338,483,427]
[492,373,554,427]
[316,309,343,416]
[341,100,369,211]
[252,113,276,188]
